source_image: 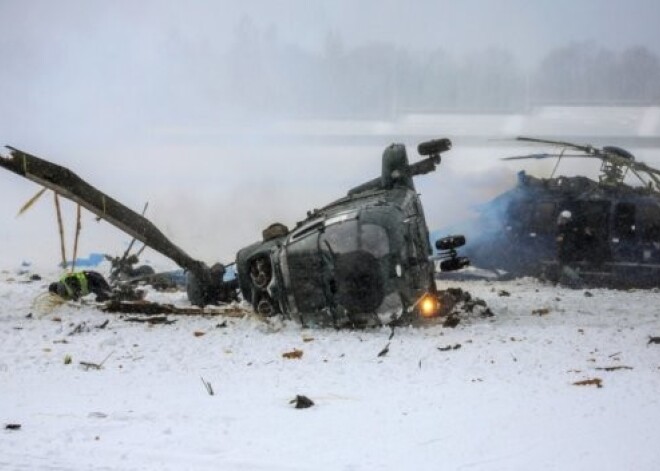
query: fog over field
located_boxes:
[1,1,660,269]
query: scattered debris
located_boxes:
[103,300,247,317]
[594,366,633,371]
[532,308,550,316]
[200,376,214,396]
[67,322,89,336]
[96,319,109,329]
[123,315,175,325]
[5,424,21,431]
[440,287,493,319]
[573,378,603,388]
[282,349,303,360]
[79,351,114,371]
[377,343,390,357]
[648,336,660,345]
[290,395,314,409]
[437,344,462,352]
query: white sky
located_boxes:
[1,1,660,268]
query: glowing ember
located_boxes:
[420,295,439,318]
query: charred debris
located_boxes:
[0,138,473,328]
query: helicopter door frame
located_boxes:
[611,201,638,264]
[636,202,660,264]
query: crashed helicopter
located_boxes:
[0,138,467,327]
[460,136,660,287]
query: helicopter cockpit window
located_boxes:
[529,202,556,234]
[322,220,358,254]
[360,224,390,258]
[613,203,636,241]
[322,220,390,258]
[638,204,660,242]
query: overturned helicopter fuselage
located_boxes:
[0,138,466,326]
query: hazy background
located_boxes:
[1,0,660,270]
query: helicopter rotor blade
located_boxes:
[633,161,660,176]
[501,153,599,161]
[515,136,598,155]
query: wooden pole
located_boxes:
[71,203,82,273]
[53,192,67,268]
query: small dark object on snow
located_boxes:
[282,349,303,359]
[443,315,460,328]
[532,308,550,316]
[584,291,594,297]
[30,274,41,281]
[594,366,633,371]
[498,290,510,297]
[123,315,175,325]
[5,424,21,430]
[438,344,462,351]
[25,313,32,319]
[67,322,89,336]
[647,336,660,345]
[447,287,471,303]
[290,395,314,409]
[200,376,214,396]
[96,319,109,329]
[377,343,390,357]
[216,320,228,328]
[573,378,603,388]
[481,308,495,318]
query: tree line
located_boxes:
[219,20,660,118]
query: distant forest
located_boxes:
[218,20,660,118]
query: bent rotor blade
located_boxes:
[0,146,207,276]
[631,161,660,189]
[501,153,598,161]
[516,137,597,154]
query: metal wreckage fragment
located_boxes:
[0,139,471,327]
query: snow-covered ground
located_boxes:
[1,269,659,470]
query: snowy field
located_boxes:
[1,268,659,470]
